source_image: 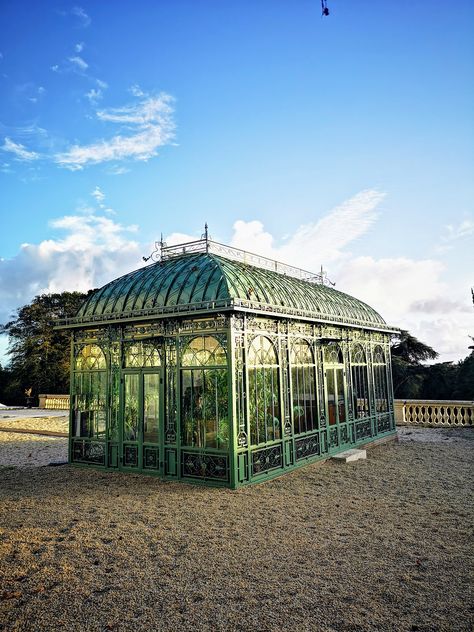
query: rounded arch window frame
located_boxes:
[350,343,370,420]
[323,342,344,365]
[246,334,281,447]
[247,334,279,367]
[74,343,107,371]
[180,334,227,368]
[290,337,319,436]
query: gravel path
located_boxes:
[0,425,472,631]
[0,416,68,467]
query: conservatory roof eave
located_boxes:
[54,296,398,334]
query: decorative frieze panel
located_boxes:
[72,440,105,465]
[181,452,229,481]
[251,445,283,475]
[124,445,138,467]
[143,446,159,470]
[289,322,314,336]
[377,413,392,433]
[355,419,372,440]
[295,433,320,461]
[123,323,164,339]
[178,316,229,333]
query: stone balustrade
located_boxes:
[38,394,70,410]
[394,399,473,427]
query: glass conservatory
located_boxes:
[58,235,397,488]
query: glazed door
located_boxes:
[121,370,162,472]
[325,367,351,452]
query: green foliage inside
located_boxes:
[0,291,88,405]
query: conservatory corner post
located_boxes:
[228,321,237,488]
[68,332,74,464]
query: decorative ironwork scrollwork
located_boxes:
[251,445,283,475]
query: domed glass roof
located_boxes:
[73,245,389,331]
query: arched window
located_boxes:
[291,339,318,434]
[324,343,344,365]
[323,343,346,426]
[72,344,107,441]
[181,335,227,366]
[180,336,228,450]
[373,345,388,413]
[247,335,281,446]
[123,341,161,368]
[75,344,106,370]
[351,344,369,419]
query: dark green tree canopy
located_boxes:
[391,330,439,364]
[0,291,88,403]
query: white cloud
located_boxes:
[55,94,175,170]
[91,186,105,204]
[0,213,142,337]
[75,42,84,52]
[68,55,88,71]
[230,189,384,269]
[71,6,91,27]
[107,165,130,176]
[444,218,474,241]
[129,84,145,97]
[51,64,59,72]
[225,192,471,362]
[86,88,103,103]
[2,137,39,161]
[96,79,108,90]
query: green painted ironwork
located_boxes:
[68,252,391,331]
[64,240,398,488]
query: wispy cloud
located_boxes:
[75,42,84,52]
[444,218,474,241]
[129,84,145,97]
[71,6,91,27]
[230,189,384,268]
[91,185,105,204]
[68,55,88,71]
[2,137,39,161]
[85,88,103,103]
[55,93,175,170]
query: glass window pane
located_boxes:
[248,335,278,366]
[181,368,228,449]
[75,344,106,370]
[326,370,336,426]
[124,342,161,368]
[181,336,226,366]
[144,373,160,443]
[336,368,346,423]
[124,374,140,441]
[72,370,106,438]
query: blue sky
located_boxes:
[0,0,473,363]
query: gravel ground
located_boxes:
[0,424,472,632]
[0,416,68,467]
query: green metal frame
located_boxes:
[63,244,398,488]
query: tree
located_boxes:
[390,330,438,398]
[0,292,88,404]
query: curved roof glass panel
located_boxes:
[75,252,387,329]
